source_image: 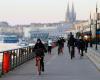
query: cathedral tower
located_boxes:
[65,1,76,23]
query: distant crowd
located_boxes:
[67,32,88,59]
[32,33,89,75]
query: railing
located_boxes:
[0,41,57,77]
[0,45,35,77]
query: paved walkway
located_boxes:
[86,44,100,70]
[90,44,100,53]
[1,43,100,80]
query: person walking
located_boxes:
[47,38,52,54]
[61,37,65,53]
[84,39,88,53]
[77,37,85,57]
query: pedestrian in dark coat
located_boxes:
[77,37,85,57]
[84,39,88,53]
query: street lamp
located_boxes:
[90,13,93,47]
[95,3,98,50]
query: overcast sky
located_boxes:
[0,0,99,25]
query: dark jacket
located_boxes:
[33,42,47,57]
[57,39,63,47]
[67,35,76,46]
[77,39,85,50]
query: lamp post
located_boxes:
[90,13,92,47]
[95,3,98,50]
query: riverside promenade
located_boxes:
[0,43,100,80]
[86,44,100,71]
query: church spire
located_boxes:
[65,0,76,23]
[71,1,76,22]
[72,2,74,14]
[65,1,70,22]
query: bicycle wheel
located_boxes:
[36,57,41,75]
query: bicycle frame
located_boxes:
[35,57,41,75]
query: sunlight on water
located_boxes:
[0,43,20,64]
[0,43,21,52]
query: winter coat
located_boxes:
[33,42,47,57]
[67,35,76,46]
[77,39,85,50]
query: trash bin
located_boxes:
[2,51,10,73]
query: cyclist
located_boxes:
[33,39,47,75]
[67,32,73,53]
[67,33,76,59]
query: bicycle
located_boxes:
[35,56,41,75]
[34,48,45,75]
